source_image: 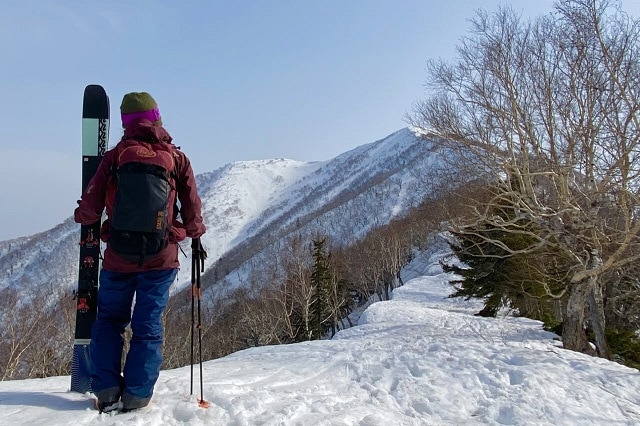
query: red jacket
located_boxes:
[74,120,206,272]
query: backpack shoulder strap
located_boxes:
[109,142,125,178]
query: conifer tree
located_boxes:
[443,185,568,323]
[310,238,331,339]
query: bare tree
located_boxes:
[410,0,640,357]
[279,235,315,341]
[0,283,73,380]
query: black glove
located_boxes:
[191,238,200,250]
[191,238,208,261]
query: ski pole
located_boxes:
[191,238,210,408]
[190,241,196,396]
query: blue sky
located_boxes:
[1,1,638,240]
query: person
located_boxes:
[74,92,206,413]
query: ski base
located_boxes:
[71,84,109,393]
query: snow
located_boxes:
[175,158,322,293]
[170,128,439,295]
[1,251,640,425]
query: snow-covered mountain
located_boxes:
[0,128,441,299]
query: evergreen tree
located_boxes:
[310,238,331,339]
[443,185,567,323]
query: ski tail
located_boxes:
[71,344,92,393]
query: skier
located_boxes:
[74,92,206,413]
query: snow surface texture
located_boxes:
[1,251,639,425]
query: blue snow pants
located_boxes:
[90,268,177,407]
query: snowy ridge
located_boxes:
[0,128,440,299]
[1,249,639,425]
[0,217,78,294]
[196,128,441,293]
[196,158,322,258]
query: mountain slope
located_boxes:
[0,128,439,298]
[198,128,442,292]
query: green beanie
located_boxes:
[120,92,158,114]
[120,92,162,127]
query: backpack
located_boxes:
[109,140,177,265]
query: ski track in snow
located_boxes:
[1,252,640,425]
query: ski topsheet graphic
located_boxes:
[71,85,109,393]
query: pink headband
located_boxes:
[121,107,161,127]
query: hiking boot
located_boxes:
[121,392,151,412]
[96,399,121,414]
[94,380,124,413]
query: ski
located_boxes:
[71,85,109,393]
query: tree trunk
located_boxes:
[562,280,596,356]
[587,270,611,359]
